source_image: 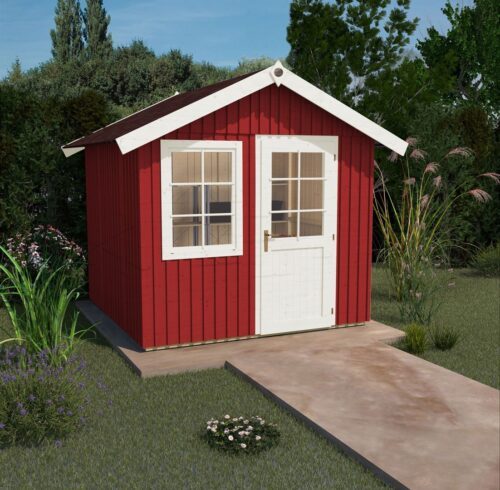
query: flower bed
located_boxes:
[0,345,107,448]
[204,415,280,454]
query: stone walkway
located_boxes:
[78,300,500,489]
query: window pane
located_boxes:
[300,212,323,236]
[172,185,201,215]
[204,152,232,182]
[300,153,323,178]
[205,216,231,245]
[206,185,232,214]
[272,152,298,178]
[173,217,201,247]
[272,180,298,211]
[172,152,201,183]
[271,212,297,238]
[300,180,323,210]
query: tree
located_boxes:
[417,0,500,114]
[50,0,84,63]
[83,0,112,58]
[5,59,23,85]
[286,0,418,103]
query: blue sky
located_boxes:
[0,0,472,78]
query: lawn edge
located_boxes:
[224,360,408,490]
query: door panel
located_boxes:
[256,136,338,335]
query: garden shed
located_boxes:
[62,61,407,349]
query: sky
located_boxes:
[0,0,473,78]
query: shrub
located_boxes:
[205,415,280,454]
[402,323,427,354]
[374,139,499,325]
[429,324,460,350]
[472,244,500,277]
[0,346,91,448]
[5,225,86,288]
[0,246,88,365]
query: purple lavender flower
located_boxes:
[54,440,62,448]
[0,422,6,430]
[57,407,65,414]
[28,394,36,402]
[19,408,28,416]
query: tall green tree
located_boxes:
[50,0,84,63]
[286,0,418,103]
[83,0,112,58]
[417,0,500,114]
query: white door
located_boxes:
[256,135,338,335]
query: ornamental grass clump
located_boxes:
[0,246,89,364]
[0,345,96,448]
[205,415,280,454]
[401,323,427,355]
[375,138,499,325]
[429,324,460,351]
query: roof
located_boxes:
[62,61,408,157]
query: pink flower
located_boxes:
[468,188,492,203]
[445,147,473,158]
[406,137,418,147]
[424,162,439,174]
[479,172,500,184]
[409,148,427,161]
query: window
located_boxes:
[161,140,243,260]
[271,152,324,238]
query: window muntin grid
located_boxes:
[271,152,324,238]
[171,151,234,247]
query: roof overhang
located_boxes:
[62,61,408,157]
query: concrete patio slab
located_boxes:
[77,300,499,489]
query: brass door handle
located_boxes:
[264,229,279,252]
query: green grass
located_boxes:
[372,267,500,389]
[0,317,384,489]
[0,267,498,488]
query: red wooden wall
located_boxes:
[85,144,143,344]
[85,84,375,348]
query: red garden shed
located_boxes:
[62,62,407,350]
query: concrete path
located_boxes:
[78,300,499,489]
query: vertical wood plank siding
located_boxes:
[85,144,143,344]
[85,85,375,348]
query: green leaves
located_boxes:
[417,0,500,112]
[286,0,418,103]
[0,246,88,365]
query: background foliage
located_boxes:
[0,0,498,262]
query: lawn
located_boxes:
[0,268,498,489]
[371,267,499,389]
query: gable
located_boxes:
[62,61,408,157]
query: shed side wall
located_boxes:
[85,143,143,344]
[135,85,374,348]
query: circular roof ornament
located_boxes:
[274,67,284,77]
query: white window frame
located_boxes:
[161,139,243,260]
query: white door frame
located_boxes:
[255,135,338,335]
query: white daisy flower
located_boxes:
[224,414,230,419]
[255,436,261,441]
[240,443,247,448]
[228,435,234,441]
